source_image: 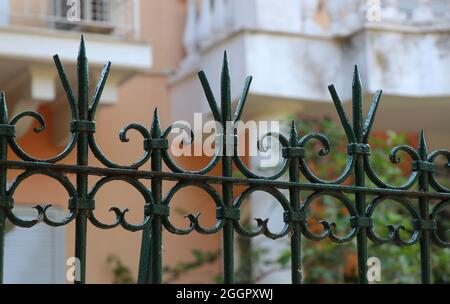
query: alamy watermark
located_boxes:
[66,257,81,282]
[367,257,381,283]
[367,0,381,22]
[66,0,81,22]
[169,114,282,168]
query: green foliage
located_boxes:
[243,116,450,284]
[106,255,135,284]
[107,249,221,284]
[163,249,220,283]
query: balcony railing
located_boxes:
[0,0,140,39]
[183,0,450,61]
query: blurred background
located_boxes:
[0,0,448,283]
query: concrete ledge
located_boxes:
[0,26,152,71]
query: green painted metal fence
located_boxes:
[0,37,448,284]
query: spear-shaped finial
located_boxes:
[221,51,231,123]
[150,108,161,138]
[199,51,252,127]
[329,66,383,145]
[418,130,428,160]
[78,34,86,58]
[0,92,8,124]
[78,35,89,118]
[352,65,362,89]
[352,65,363,142]
[289,121,298,147]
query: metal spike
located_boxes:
[233,76,253,123]
[53,55,77,118]
[0,92,8,124]
[78,34,86,59]
[363,90,383,143]
[418,130,428,160]
[289,121,298,146]
[77,35,89,118]
[89,61,112,120]
[328,84,356,143]
[221,51,231,123]
[198,71,221,122]
[151,108,161,137]
[352,65,362,89]
[352,65,363,142]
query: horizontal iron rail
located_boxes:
[1,160,449,200]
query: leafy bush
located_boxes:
[243,116,450,284]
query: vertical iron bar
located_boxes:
[352,66,368,284]
[418,131,431,284]
[75,36,89,284]
[0,93,8,284]
[150,109,163,284]
[137,221,152,284]
[221,52,235,284]
[137,111,165,284]
[288,122,302,284]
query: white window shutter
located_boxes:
[3,206,66,284]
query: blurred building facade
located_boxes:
[174,0,450,141]
[172,0,450,283]
[0,0,449,283]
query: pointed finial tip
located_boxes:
[151,107,161,134]
[290,120,296,130]
[419,129,426,142]
[290,120,297,132]
[222,50,229,65]
[289,120,298,145]
[352,65,362,87]
[0,92,5,105]
[78,34,86,56]
[0,92,7,122]
[418,129,428,155]
[420,129,425,137]
[152,107,160,124]
[221,50,230,79]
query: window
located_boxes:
[3,206,66,284]
[90,0,111,22]
[52,0,114,33]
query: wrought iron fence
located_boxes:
[0,36,448,284]
[1,0,139,39]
